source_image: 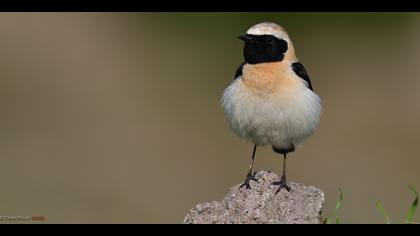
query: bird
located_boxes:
[221,22,321,194]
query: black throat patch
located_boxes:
[242,34,288,64]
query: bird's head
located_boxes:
[239,22,296,64]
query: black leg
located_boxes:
[240,144,258,189]
[272,153,291,193]
[272,145,294,193]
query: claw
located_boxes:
[272,175,291,194]
[240,182,251,190]
[239,172,259,190]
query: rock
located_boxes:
[184,170,325,224]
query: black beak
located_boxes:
[238,35,250,42]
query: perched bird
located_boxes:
[221,22,321,193]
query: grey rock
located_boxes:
[184,171,325,224]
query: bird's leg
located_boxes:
[240,144,258,189]
[272,145,294,193]
[273,153,291,193]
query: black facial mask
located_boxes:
[239,34,288,64]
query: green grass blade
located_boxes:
[376,201,390,224]
[406,185,418,223]
[325,218,333,224]
[334,188,343,224]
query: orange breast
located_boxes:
[242,62,297,95]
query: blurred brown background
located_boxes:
[0,13,419,224]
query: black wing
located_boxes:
[292,62,313,91]
[234,62,245,80]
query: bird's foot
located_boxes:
[272,175,291,194]
[239,172,259,190]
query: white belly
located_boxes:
[221,78,321,149]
